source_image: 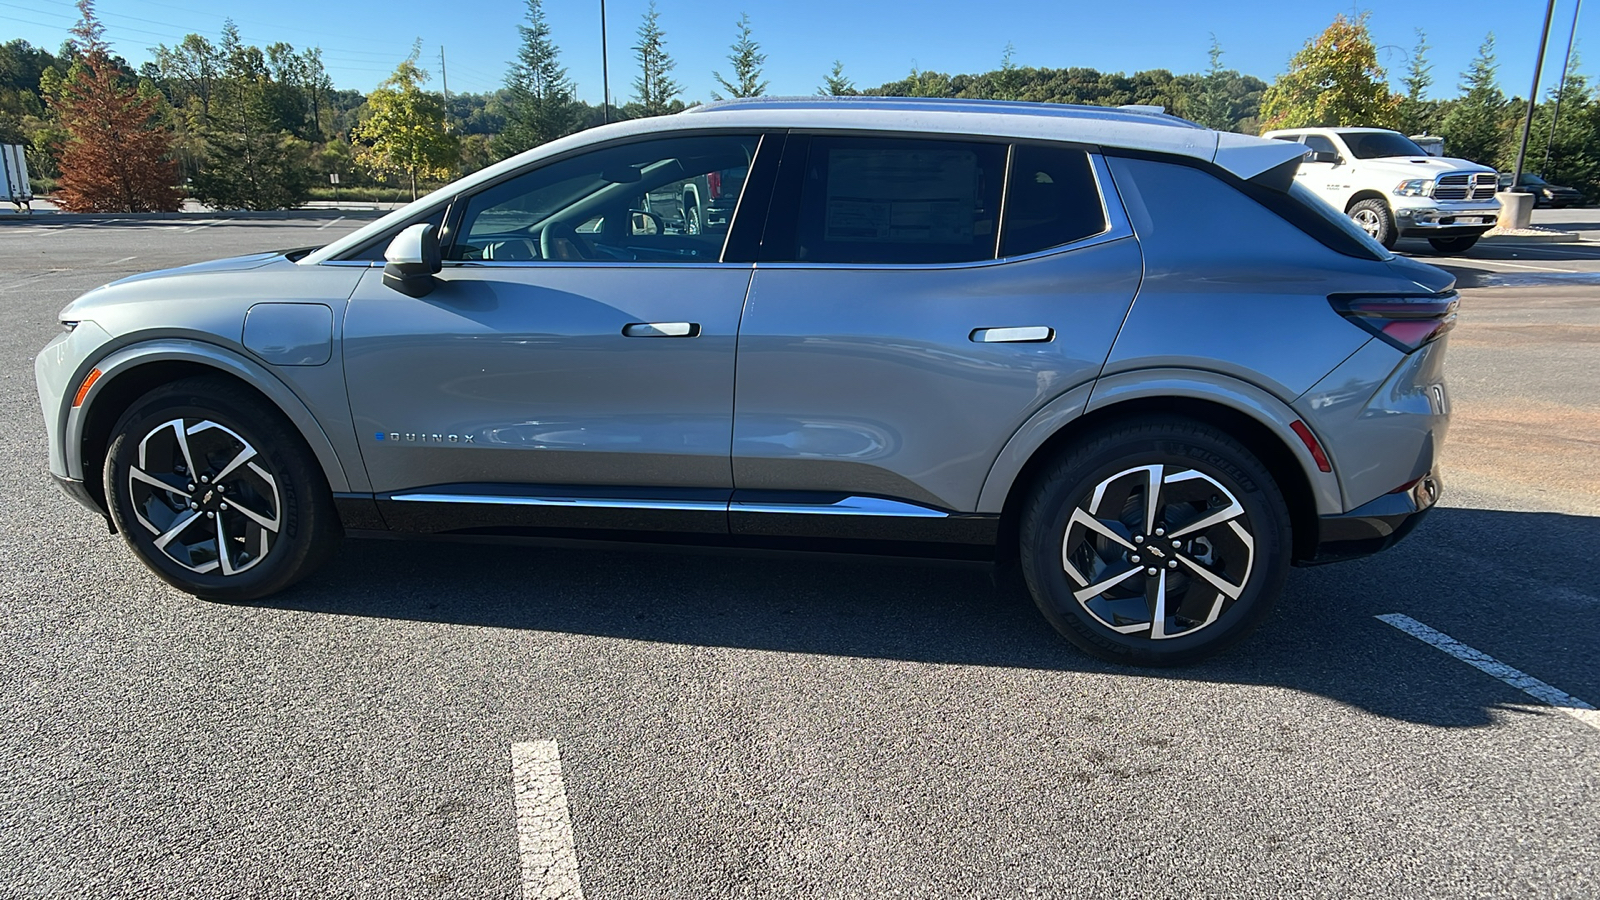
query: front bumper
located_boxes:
[1394,204,1498,236]
[1305,471,1440,565]
[52,473,107,517]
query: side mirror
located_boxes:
[629,209,665,236]
[1308,150,1342,165]
[382,223,442,297]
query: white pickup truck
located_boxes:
[1260,127,1499,254]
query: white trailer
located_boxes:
[2,144,33,212]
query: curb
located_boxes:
[1480,231,1584,244]
[0,209,390,224]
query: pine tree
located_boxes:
[191,20,311,210]
[1531,54,1598,198]
[1398,29,1435,135]
[632,1,681,116]
[1190,36,1233,130]
[494,0,577,159]
[1261,13,1401,129]
[818,60,855,97]
[48,0,181,212]
[993,43,1021,101]
[1440,34,1505,166]
[711,13,767,100]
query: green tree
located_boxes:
[632,1,681,116]
[1261,13,1400,129]
[993,43,1021,101]
[1190,36,1233,129]
[1529,54,1599,200]
[1397,29,1435,135]
[493,0,577,159]
[353,57,457,200]
[190,21,312,209]
[818,60,855,96]
[712,13,767,100]
[1439,34,1506,166]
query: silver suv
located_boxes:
[35,98,1453,665]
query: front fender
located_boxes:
[66,339,354,493]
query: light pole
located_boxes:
[1511,0,1558,191]
[600,0,610,124]
[1541,0,1584,175]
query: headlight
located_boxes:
[60,320,79,332]
[1393,179,1432,197]
[1541,188,1555,197]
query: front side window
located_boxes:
[1301,134,1339,157]
[448,133,759,263]
[1000,144,1107,256]
[788,136,1006,265]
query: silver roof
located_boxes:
[306,97,1305,264]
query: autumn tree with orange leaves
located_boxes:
[48,0,181,212]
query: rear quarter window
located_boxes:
[1000,144,1107,256]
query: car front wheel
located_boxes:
[1019,419,1292,666]
[103,376,341,602]
[1348,199,1398,249]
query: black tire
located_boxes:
[1427,235,1479,254]
[684,197,702,235]
[1347,198,1398,249]
[1018,418,1292,666]
[103,376,342,602]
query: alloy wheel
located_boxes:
[1061,464,1254,640]
[128,418,282,576]
[1351,208,1382,237]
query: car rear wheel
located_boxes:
[103,376,341,602]
[1348,199,1398,249]
[1427,235,1479,254]
[1018,418,1292,665]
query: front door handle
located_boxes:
[970,326,1054,344]
[622,322,700,338]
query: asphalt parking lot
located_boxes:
[1,215,1597,899]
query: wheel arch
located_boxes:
[983,373,1342,565]
[70,340,353,514]
[1343,190,1390,214]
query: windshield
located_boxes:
[1344,132,1430,159]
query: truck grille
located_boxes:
[1433,172,1498,201]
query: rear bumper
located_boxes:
[1304,471,1440,565]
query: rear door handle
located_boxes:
[970,326,1054,344]
[622,322,700,338]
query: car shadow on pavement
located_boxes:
[258,506,1599,729]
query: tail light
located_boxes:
[706,170,723,201]
[1327,291,1458,352]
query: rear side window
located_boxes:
[1000,144,1106,256]
[789,136,1006,264]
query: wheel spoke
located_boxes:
[1176,552,1245,600]
[215,516,236,576]
[1167,500,1244,539]
[130,465,189,497]
[1147,568,1171,639]
[212,444,257,483]
[169,419,198,478]
[1067,507,1134,550]
[1142,465,1163,534]
[1072,564,1143,603]
[152,510,204,550]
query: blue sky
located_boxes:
[3,0,1594,106]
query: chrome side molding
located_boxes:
[388,490,951,518]
[729,496,949,518]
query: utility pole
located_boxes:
[1511,0,1557,191]
[1542,0,1584,175]
[438,46,450,105]
[600,0,610,124]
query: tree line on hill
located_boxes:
[2,2,1597,212]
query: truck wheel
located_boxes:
[1018,418,1292,666]
[1348,199,1398,249]
[1427,236,1479,254]
[103,376,342,602]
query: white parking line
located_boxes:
[510,740,585,900]
[108,256,138,266]
[181,219,220,233]
[316,215,347,230]
[1462,258,1574,273]
[1378,613,1600,731]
